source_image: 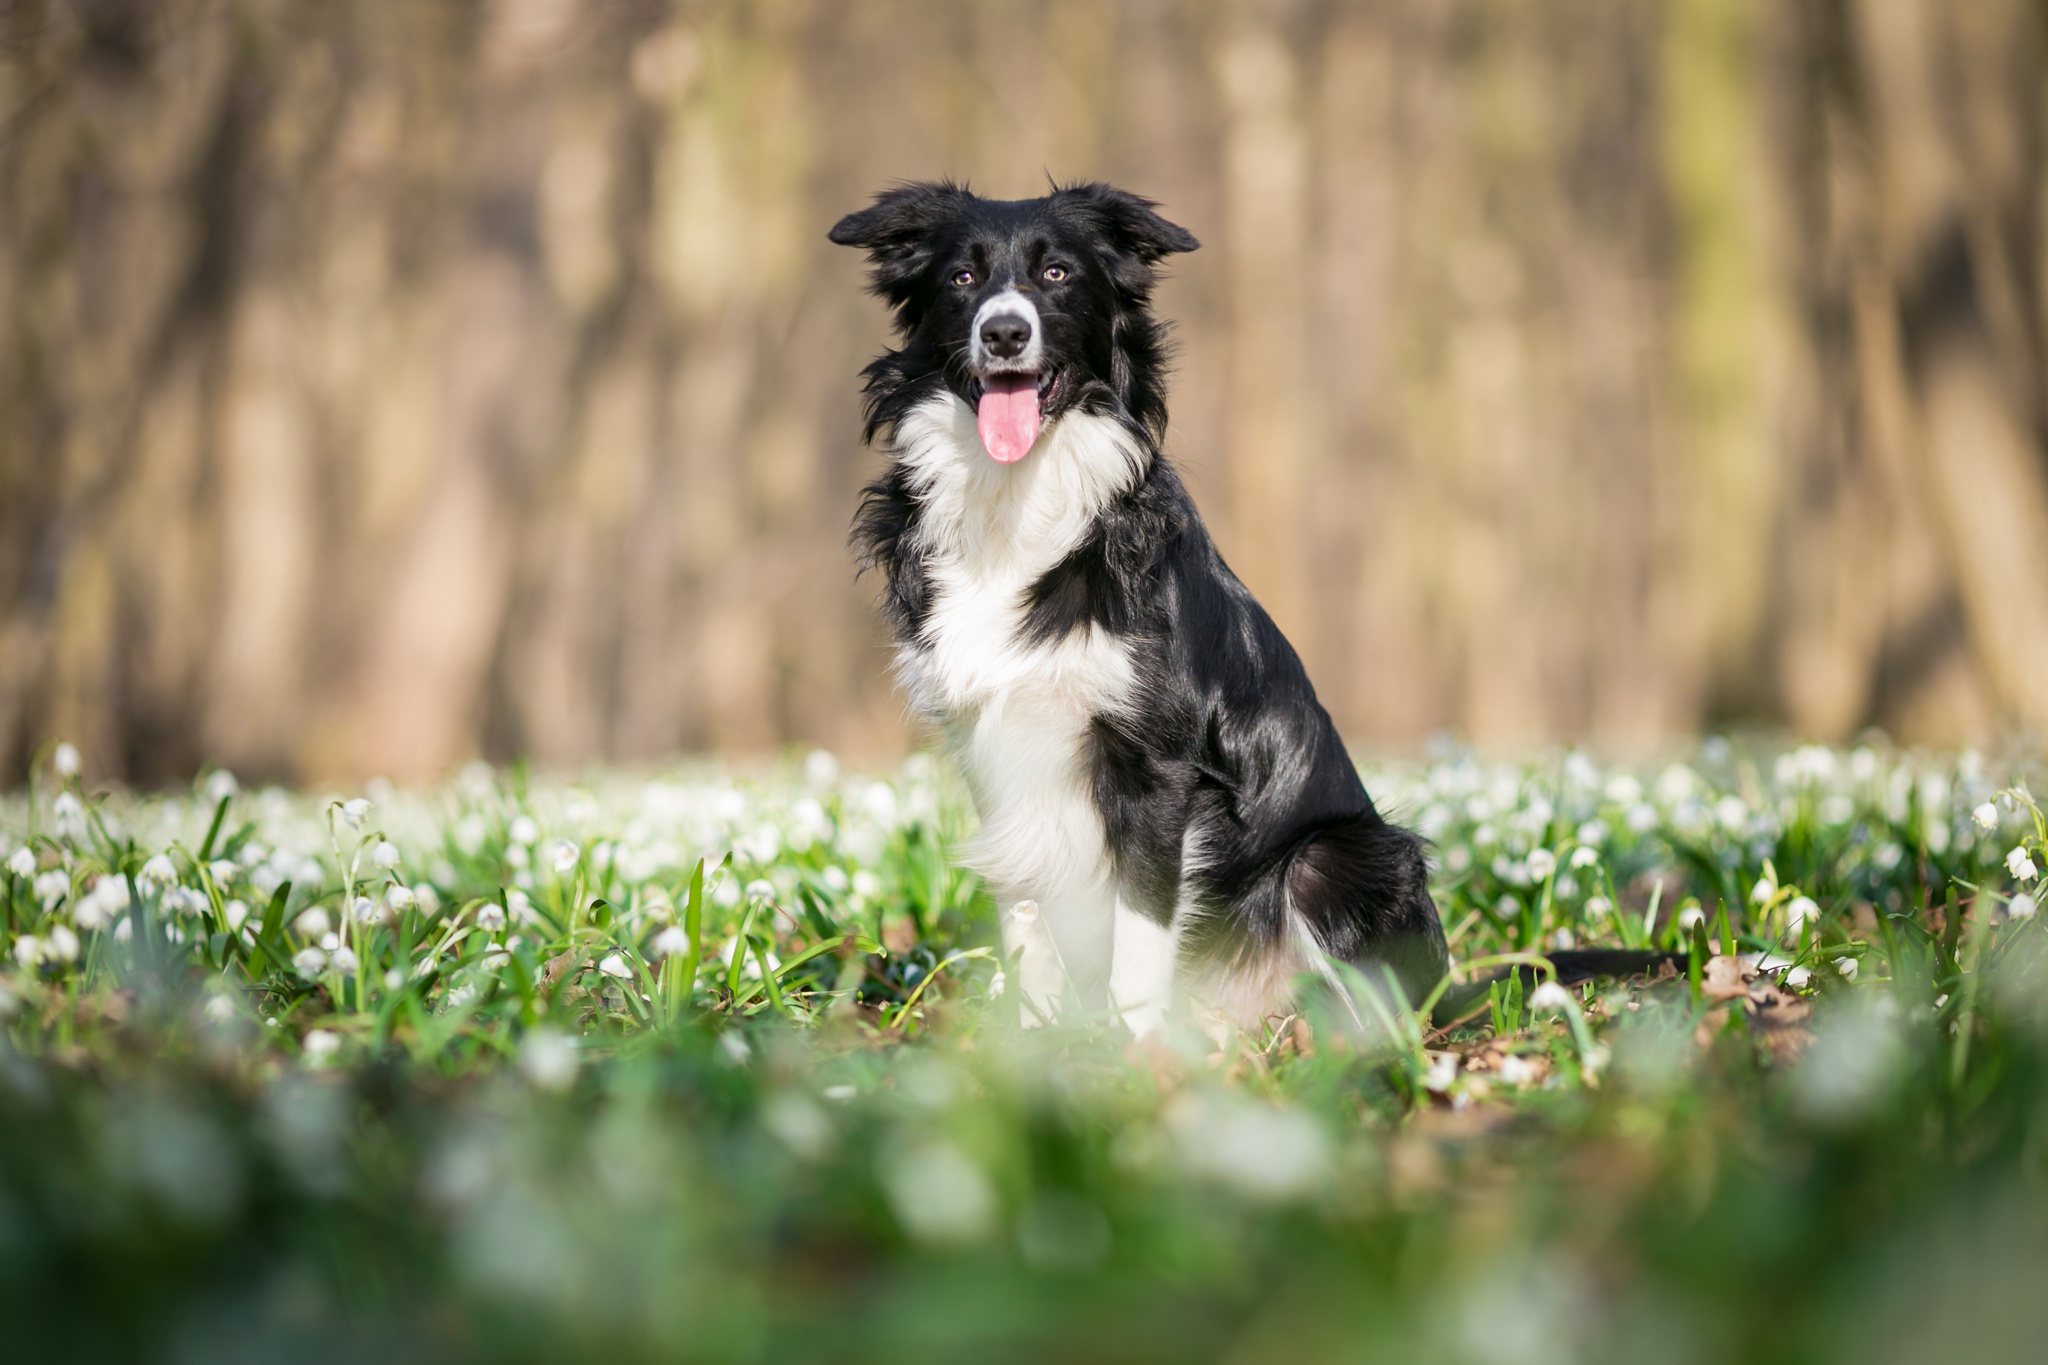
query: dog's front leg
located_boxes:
[1001,900,1069,1027]
[1109,898,1180,1038]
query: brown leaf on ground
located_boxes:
[1701,954,1754,1001]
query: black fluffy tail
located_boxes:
[1430,949,1687,1028]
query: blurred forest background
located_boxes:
[3,0,2048,785]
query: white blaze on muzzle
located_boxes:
[970,289,1044,464]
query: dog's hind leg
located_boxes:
[1001,900,1069,1027]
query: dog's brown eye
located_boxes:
[1042,264,1068,283]
[950,268,975,287]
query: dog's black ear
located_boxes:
[1056,183,1198,295]
[829,181,973,302]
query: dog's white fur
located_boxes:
[890,394,1164,1018]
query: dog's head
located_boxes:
[830,181,1198,460]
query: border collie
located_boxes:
[830,181,1447,1036]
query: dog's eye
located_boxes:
[950,268,975,287]
[1042,264,1068,283]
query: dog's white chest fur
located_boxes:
[890,395,1146,1003]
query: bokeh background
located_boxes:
[3,0,2047,785]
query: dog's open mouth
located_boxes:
[975,373,1042,464]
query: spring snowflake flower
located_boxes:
[650,925,690,959]
[340,798,372,830]
[384,884,415,913]
[13,936,42,966]
[1424,1053,1460,1093]
[1834,957,1858,981]
[6,847,34,879]
[293,947,328,976]
[350,895,382,927]
[204,994,237,1023]
[1525,849,1557,882]
[509,816,539,846]
[598,952,634,980]
[208,859,238,885]
[1528,981,1575,1013]
[370,840,400,869]
[1787,896,1819,931]
[745,878,776,902]
[295,907,332,939]
[1584,895,1613,918]
[52,742,80,777]
[1677,906,1706,931]
[52,791,86,842]
[36,869,71,908]
[224,900,250,933]
[44,924,79,962]
[329,946,360,974]
[2010,894,2037,920]
[2007,847,2039,882]
[1569,846,1600,870]
[1973,802,1999,831]
[138,854,177,891]
[522,1029,578,1090]
[303,1029,341,1059]
[805,749,840,788]
[204,769,238,804]
[475,902,507,933]
[549,839,580,874]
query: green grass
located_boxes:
[2,740,2047,1362]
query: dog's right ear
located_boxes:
[829,181,972,301]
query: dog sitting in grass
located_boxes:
[822,180,1686,1036]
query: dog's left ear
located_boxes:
[1058,183,1199,291]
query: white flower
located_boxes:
[414,884,441,915]
[1550,928,1576,951]
[650,925,690,958]
[12,935,41,966]
[1973,802,1999,831]
[319,932,339,951]
[1834,956,1858,981]
[2009,893,2037,920]
[1528,980,1575,1013]
[384,968,406,990]
[35,869,70,908]
[745,878,775,902]
[340,798,372,830]
[1569,846,1600,870]
[598,952,634,980]
[1677,906,1706,931]
[204,994,237,1023]
[139,854,177,891]
[203,769,238,804]
[293,947,328,976]
[52,742,80,777]
[822,1083,856,1103]
[6,847,34,879]
[522,1028,578,1090]
[384,884,415,913]
[506,888,538,925]
[294,907,332,939]
[208,859,238,884]
[1787,896,1819,931]
[329,946,360,974]
[1584,896,1613,918]
[52,791,86,841]
[475,902,506,933]
[370,840,400,869]
[2007,847,2039,882]
[1525,849,1557,881]
[303,1029,341,1058]
[804,749,840,788]
[480,942,510,969]
[351,895,384,927]
[224,900,250,932]
[508,816,538,846]
[44,924,79,962]
[1786,966,1812,988]
[1496,1054,1536,1086]
[1750,877,1776,906]
[1424,1053,1460,1093]
[549,839,580,874]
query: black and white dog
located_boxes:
[831,181,1448,1035]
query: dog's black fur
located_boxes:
[832,181,1453,1020]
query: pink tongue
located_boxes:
[976,377,1041,463]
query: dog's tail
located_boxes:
[1429,949,1688,1028]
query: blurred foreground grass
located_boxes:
[3,741,2048,1363]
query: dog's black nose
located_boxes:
[980,313,1033,360]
